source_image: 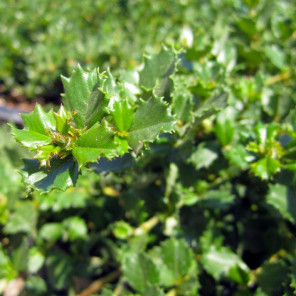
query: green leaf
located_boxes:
[28,247,45,274]
[257,261,289,295]
[171,75,193,123]
[84,78,110,128]
[4,202,37,235]
[189,142,218,170]
[47,251,71,290]
[223,145,253,170]
[250,157,281,180]
[0,249,17,280]
[25,276,47,294]
[158,238,196,281]
[91,154,134,174]
[113,221,133,239]
[150,238,197,289]
[61,64,101,128]
[108,96,134,132]
[139,47,175,96]
[215,107,236,146]
[142,286,165,296]
[22,157,79,192]
[72,121,119,167]
[21,104,55,134]
[62,216,88,241]
[122,253,159,292]
[11,125,52,150]
[11,236,29,272]
[101,289,116,296]
[266,184,296,223]
[128,97,175,152]
[193,91,228,123]
[264,45,286,69]
[201,245,249,284]
[53,105,71,135]
[39,223,63,242]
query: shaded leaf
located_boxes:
[22,157,79,192]
[266,184,296,223]
[47,251,71,290]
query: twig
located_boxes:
[77,269,121,296]
[264,72,291,86]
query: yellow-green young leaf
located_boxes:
[215,107,236,146]
[128,97,175,153]
[53,105,71,135]
[250,157,281,180]
[108,96,134,132]
[72,121,118,167]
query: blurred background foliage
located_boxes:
[1,0,296,295]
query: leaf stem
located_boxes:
[76,269,121,296]
[134,215,160,236]
[166,288,177,296]
[264,71,291,86]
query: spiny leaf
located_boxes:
[108,96,134,132]
[11,104,55,150]
[250,157,281,180]
[21,104,55,134]
[53,105,72,135]
[11,126,52,150]
[139,47,176,96]
[171,75,193,123]
[193,91,228,123]
[61,64,101,128]
[21,157,79,192]
[72,121,119,167]
[128,97,175,153]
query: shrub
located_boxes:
[1,0,296,295]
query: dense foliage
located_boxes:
[1,0,296,295]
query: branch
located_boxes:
[77,269,121,296]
